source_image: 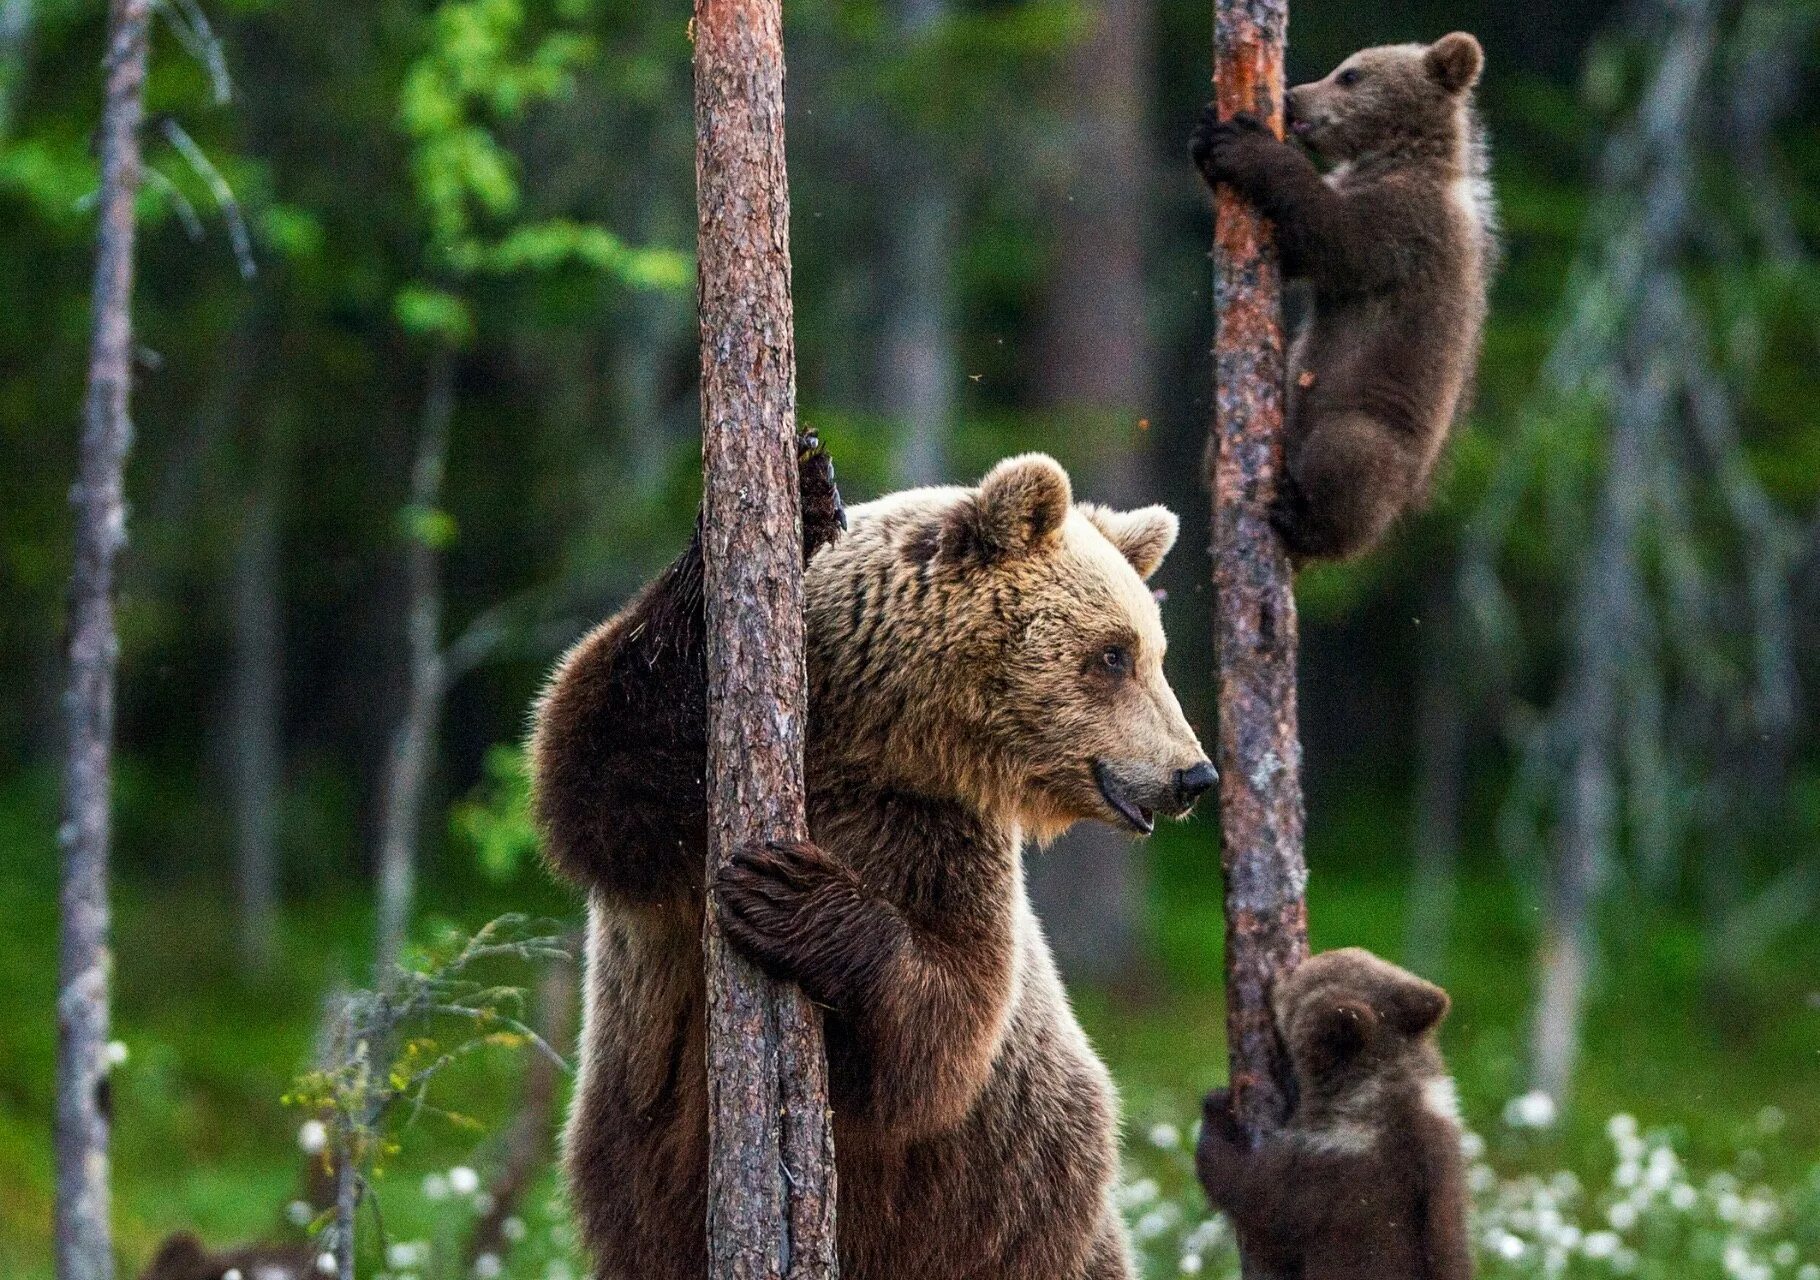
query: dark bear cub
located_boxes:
[1192,33,1496,561]
[1195,948,1473,1280]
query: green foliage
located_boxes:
[451,745,539,884]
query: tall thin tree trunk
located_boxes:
[1406,581,1466,978]
[1208,7,1307,1279]
[57,5,151,1279]
[693,2,837,1277]
[1029,0,1158,985]
[374,348,453,985]
[879,0,954,489]
[0,0,31,139]
[231,438,284,973]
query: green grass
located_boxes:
[1,778,1814,1278]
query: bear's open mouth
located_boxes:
[1092,761,1155,836]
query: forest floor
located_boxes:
[1,778,1815,1279]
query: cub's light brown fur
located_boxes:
[1195,949,1473,1280]
[1193,33,1497,561]
[532,445,1214,1280]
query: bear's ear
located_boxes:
[1425,32,1483,93]
[951,453,1073,564]
[1300,998,1377,1077]
[1383,974,1450,1037]
[1083,504,1180,581]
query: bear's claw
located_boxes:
[797,429,847,561]
[713,839,836,980]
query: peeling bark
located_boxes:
[693,2,838,1277]
[1207,0,1307,1224]
[56,4,151,1278]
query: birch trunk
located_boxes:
[56,4,151,1277]
[694,2,838,1276]
[374,348,454,985]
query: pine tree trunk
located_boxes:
[374,348,453,985]
[693,3,838,1277]
[56,4,150,1278]
[1208,6,1307,1277]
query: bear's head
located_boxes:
[1284,32,1482,166]
[1271,948,1450,1102]
[806,453,1215,841]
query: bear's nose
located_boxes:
[1175,761,1219,804]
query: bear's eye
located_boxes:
[1337,67,1362,87]
[1098,645,1132,677]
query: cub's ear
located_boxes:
[1301,998,1377,1076]
[1083,504,1180,581]
[1425,32,1483,93]
[950,453,1073,564]
[1384,974,1450,1037]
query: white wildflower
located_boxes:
[1772,1243,1798,1268]
[105,1040,130,1067]
[1581,1231,1621,1259]
[1459,1131,1486,1162]
[1135,1204,1182,1240]
[545,1262,575,1280]
[1607,1201,1638,1231]
[474,1192,497,1216]
[1178,1255,1204,1275]
[388,1242,428,1270]
[1606,1113,1638,1143]
[473,1255,502,1280]
[1116,1178,1160,1211]
[287,1200,315,1227]
[1149,1122,1182,1150]
[1796,1263,1819,1280]
[502,1216,528,1243]
[297,1119,328,1156]
[423,1173,451,1201]
[1503,1090,1558,1129]
[449,1165,481,1196]
[316,1253,337,1276]
[1670,1183,1697,1211]
[1493,1231,1527,1261]
[222,1270,243,1280]
[1612,1247,1639,1275]
[1755,1106,1786,1136]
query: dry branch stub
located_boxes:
[693,1,838,1278]
[1208,0,1309,1153]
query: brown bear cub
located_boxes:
[1192,33,1497,561]
[1195,948,1473,1280]
[533,436,1216,1279]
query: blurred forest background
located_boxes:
[3,0,1819,1277]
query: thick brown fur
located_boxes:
[1195,948,1473,1280]
[531,440,1215,1280]
[1192,33,1497,561]
[136,1233,315,1280]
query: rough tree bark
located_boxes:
[374,348,454,985]
[1207,0,1307,1244]
[57,5,151,1279]
[693,3,838,1278]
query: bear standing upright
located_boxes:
[531,439,1217,1280]
[1194,948,1473,1280]
[1192,33,1497,561]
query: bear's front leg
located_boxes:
[714,839,1014,1139]
[713,840,903,1008]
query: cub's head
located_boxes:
[1285,32,1482,165]
[807,453,1214,839]
[1272,948,1450,1098]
